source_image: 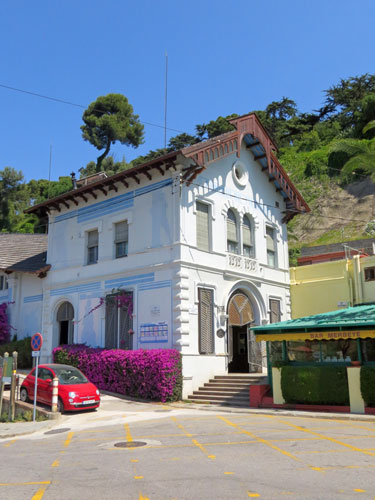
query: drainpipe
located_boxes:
[353,255,363,305]
[346,260,354,307]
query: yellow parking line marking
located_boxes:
[171,416,215,459]
[134,476,144,480]
[218,416,301,463]
[64,432,74,447]
[354,489,366,492]
[124,423,133,443]
[224,471,234,475]
[266,415,375,457]
[3,439,16,447]
[0,481,51,487]
[248,492,260,497]
[139,494,150,500]
[51,459,59,467]
[31,486,48,500]
[131,459,139,462]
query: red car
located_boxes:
[20,363,100,413]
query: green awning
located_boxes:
[253,304,375,341]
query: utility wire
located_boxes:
[29,175,373,233]
[0,83,185,134]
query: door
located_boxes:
[227,292,255,373]
[37,368,54,404]
[228,325,249,372]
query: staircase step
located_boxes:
[203,385,249,392]
[207,381,252,387]
[187,395,249,407]
[190,392,249,401]
[193,389,249,397]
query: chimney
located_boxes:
[71,172,77,190]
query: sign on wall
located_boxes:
[139,322,168,343]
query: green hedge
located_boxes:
[361,366,375,407]
[280,366,349,405]
[0,337,32,368]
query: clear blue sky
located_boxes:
[1,0,374,182]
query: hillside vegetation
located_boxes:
[2,73,375,260]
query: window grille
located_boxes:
[198,288,214,354]
[196,202,210,251]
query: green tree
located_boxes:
[320,74,375,130]
[330,138,375,181]
[195,114,238,140]
[81,94,144,172]
[0,167,29,232]
[79,156,130,178]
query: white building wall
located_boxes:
[32,141,292,398]
[1,273,44,342]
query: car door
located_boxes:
[37,368,52,404]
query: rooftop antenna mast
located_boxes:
[164,51,168,148]
[47,144,52,199]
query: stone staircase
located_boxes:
[187,373,268,407]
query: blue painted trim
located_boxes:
[55,178,173,224]
[105,272,154,289]
[50,282,101,296]
[135,178,172,197]
[24,294,43,303]
[138,280,171,291]
[139,339,168,344]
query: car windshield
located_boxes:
[52,366,88,385]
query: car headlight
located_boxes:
[96,389,100,396]
[68,392,77,398]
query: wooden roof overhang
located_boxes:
[181,113,310,222]
[25,151,180,216]
[25,113,309,224]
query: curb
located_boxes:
[0,419,60,440]
[167,402,375,422]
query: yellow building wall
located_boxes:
[290,260,352,319]
[358,255,375,304]
[290,255,375,319]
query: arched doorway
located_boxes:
[57,302,74,345]
[227,292,260,373]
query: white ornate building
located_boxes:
[21,113,308,397]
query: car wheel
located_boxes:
[20,387,29,403]
[57,398,64,414]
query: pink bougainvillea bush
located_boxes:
[0,303,10,344]
[53,345,182,402]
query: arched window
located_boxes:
[227,209,239,254]
[242,215,254,258]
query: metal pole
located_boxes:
[33,355,39,422]
[0,353,8,417]
[164,51,168,148]
[10,351,17,421]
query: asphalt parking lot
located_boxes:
[2,402,375,500]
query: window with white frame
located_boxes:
[114,221,128,258]
[242,215,254,258]
[227,209,239,254]
[266,226,277,267]
[0,275,8,290]
[196,201,210,251]
[87,229,99,265]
